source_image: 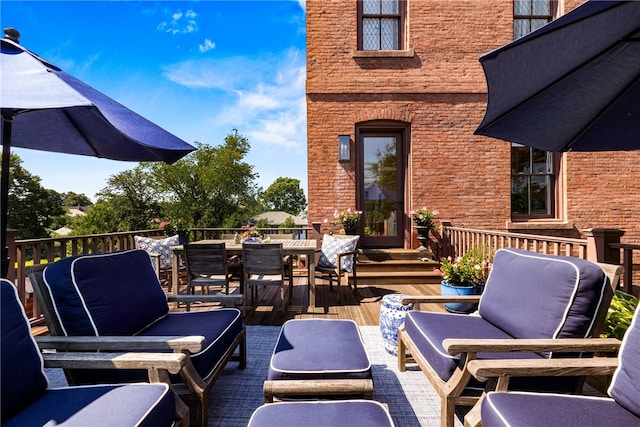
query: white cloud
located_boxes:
[198,38,215,53]
[157,9,199,35]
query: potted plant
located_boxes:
[155,217,191,244]
[325,208,363,234]
[437,248,492,313]
[410,207,439,251]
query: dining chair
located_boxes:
[242,242,293,314]
[315,234,360,299]
[183,242,242,311]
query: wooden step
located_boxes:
[356,270,443,286]
[360,249,436,262]
[357,259,439,273]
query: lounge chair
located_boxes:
[468,299,640,426]
[397,248,622,427]
[1,278,186,426]
[28,249,246,427]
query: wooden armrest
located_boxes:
[43,351,187,375]
[467,357,618,382]
[167,294,243,306]
[36,335,204,353]
[443,338,621,356]
[400,295,481,305]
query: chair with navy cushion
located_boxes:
[0,278,181,427]
[474,300,640,427]
[248,400,395,427]
[28,249,247,427]
[315,234,360,298]
[397,248,622,427]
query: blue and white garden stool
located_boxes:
[379,294,413,355]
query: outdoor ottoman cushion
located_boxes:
[248,400,394,427]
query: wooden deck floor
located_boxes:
[182,272,446,327]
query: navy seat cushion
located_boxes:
[140,309,243,380]
[43,250,169,336]
[3,383,175,427]
[608,306,640,418]
[482,391,639,427]
[268,319,371,381]
[248,400,394,427]
[1,280,48,420]
[479,248,608,341]
[403,310,542,382]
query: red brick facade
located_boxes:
[306,0,640,249]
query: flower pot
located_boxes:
[440,280,478,314]
[343,226,358,235]
[415,226,431,252]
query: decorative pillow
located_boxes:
[318,234,360,273]
[134,234,179,270]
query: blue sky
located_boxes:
[1,0,307,201]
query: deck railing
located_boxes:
[440,223,638,296]
[7,227,311,324]
[6,224,638,324]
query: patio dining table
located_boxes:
[171,239,319,308]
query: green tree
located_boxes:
[69,166,162,234]
[279,215,296,230]
[261,177,307,215]
[147,129,261,228]
[61,192,93,207]
[3,153,65,238]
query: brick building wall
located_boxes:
[307,0,640,249]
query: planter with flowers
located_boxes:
[410,207,439,251]
[436,249,493,313]
[155,217,191,244]
[325,208,363,235]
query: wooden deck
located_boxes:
[181,272,447,327]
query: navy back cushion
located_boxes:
[43,250,169,336]
[1,279,48,420]
[479,248,607,340]
[608,305,640,417]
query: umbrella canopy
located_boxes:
[474,0,640,152]
[0,29,196,276]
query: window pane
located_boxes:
[511,177,529,215]
[381,0,399,14]
[531,149,548,173]
[380,19,399,50]
[531,19,549,31]
[514,0,531,15]
[363,18,380,50]
[532,0,550,15]
[363,137,398,237]
[513,19,529,39]
[530,176,550,214]
[363,0,380,14]
[511,144,530,174]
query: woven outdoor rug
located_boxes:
[207,325,461,427]
[46,325,462,426]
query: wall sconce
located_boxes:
[338,135,351,162]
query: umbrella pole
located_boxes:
[1,115,12,278]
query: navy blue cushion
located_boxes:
[43,250,169,336]
[482,391,639,427]
[403,310,542,382]
[608,305,640,417]
[3,383,175,427]
[268,319,371,381]
[1,279,48,420]
[479,248,608,341]
[140,309,243,380]
[248,400,394,427]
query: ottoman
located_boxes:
[263,319,373,402]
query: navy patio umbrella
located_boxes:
[475,0,640,152]
[0,28,196,276]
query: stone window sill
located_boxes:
[506,220,574,231]
[351,49,415,58]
